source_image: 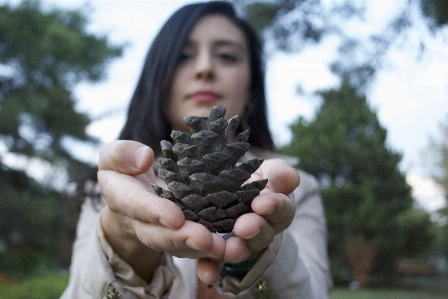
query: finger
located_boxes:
[223,235,250,263]
[252,159,300,195]
[197,258,221,285]
[233,213,274,251]
[98,170,185,229]
[169,234,225,261]
[251,193,295,233]
[134,220,213,254]
[266,162,300,195]
[98,140,154,175]
[208,233,226,259]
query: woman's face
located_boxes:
[167,14,251,133]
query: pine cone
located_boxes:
[151,105,267,233]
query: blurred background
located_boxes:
[0,0,447,297]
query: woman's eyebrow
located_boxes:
[213,39,246,50]
[183,38,247,51]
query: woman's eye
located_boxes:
[178,52,194,63]
[216,53,238,63]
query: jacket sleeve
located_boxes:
[60,196,132,298]
[60,190,179,299]
[218,170,332,299]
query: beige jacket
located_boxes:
[61,149,332,299]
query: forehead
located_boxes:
[187,14,247,47]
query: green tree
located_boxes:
[0,0,122,276]
[280,80,433,284]
[234,0,408,89]
[427,116,448,206]
[419,0,448,29]
[235,0,448,90]
[236,0,443,284]
[426,116,448,259]
[234,0,368,56]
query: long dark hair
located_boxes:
[119,1,274,156]
[77,1,275,196]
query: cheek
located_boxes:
[165,74,183,125]
[224,67,251,100]
[226,69,251,114]
[170,71,184,103]
[169,67,189,102]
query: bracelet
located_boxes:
[220,260,257,280]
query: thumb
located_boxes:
[262,159,300,195]
[98,140,154,175]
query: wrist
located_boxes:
[100,207,162,282]
[100,207,138,246]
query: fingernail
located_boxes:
[245,226,261,239]
[185,238,196,249]
[158,218,169,227]
[134,146,148,169]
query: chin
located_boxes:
[188,103,217,117]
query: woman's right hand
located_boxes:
[97,140,225,281]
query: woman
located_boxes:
[61,1,332,298]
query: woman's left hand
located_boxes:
[196,159,300,285]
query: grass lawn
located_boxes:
[0,272,69,299]
[331,288,448,299]
[1,273,447,299]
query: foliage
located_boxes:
[235,0,448,91]
[432,222,448,260]
[394,207,435,258]
[280,80,434,283]
[234,0,364,52]
[0,0,122,276]
[427,116,448,202]
[238,0,445,286]
[419,0,448,29]
[0,272,68,299]
[0,0,121,175]
[234,0,411,90]
[426,115,448,258]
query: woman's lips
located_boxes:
[189,91,220,103]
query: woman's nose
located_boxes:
[195,52,214,80]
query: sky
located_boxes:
[5,0,448,212]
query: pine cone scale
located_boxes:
[206,191,238,208]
